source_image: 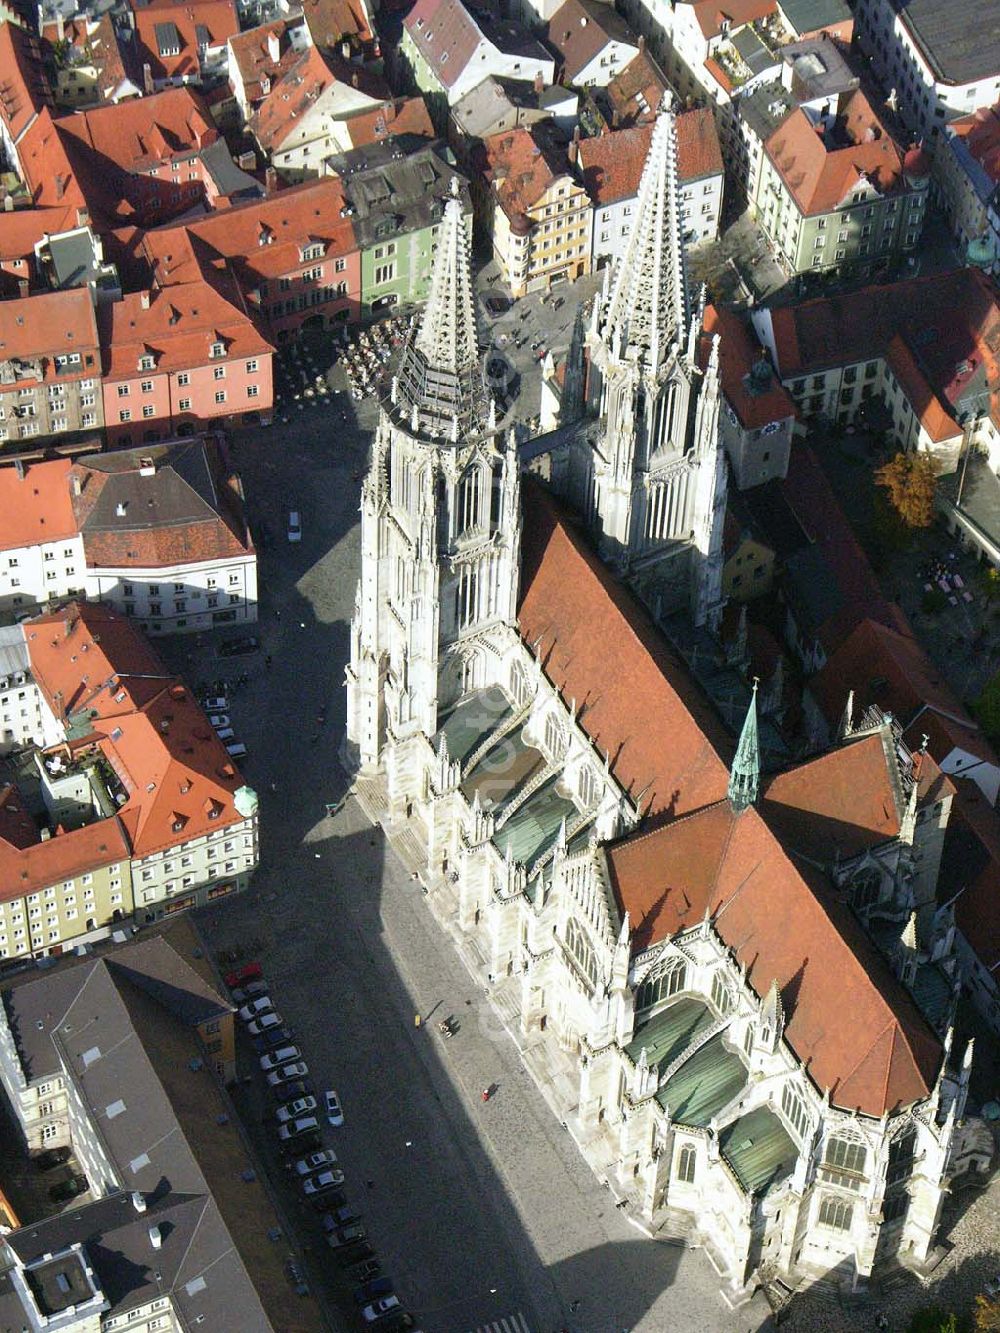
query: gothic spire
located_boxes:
[728,679,760,812]
[393,178,492,440]
[600,102,689,376]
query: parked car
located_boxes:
[324,1089,344,1126]
[238,996,273,1022]
[208,713,230,730]
[260,1046,300,1071]
[215,727,236,742]
[276,1096,317,1124]
[219,636,260,657]
[354,1277,393,1307]
[335,1242,375,1269]
[380,1314,416,1332]
[272,1079,312,1105]
[50,1174,88,1203]
[288,511,302,542]
[303,1168,346,1198]
[248,1012,283,1037]
[34,1147,71,1171]
[266,1061,308,1086]
[362,1296,401,1323]
[293,1149,338,1177]
[253,1025,294,1053]
[226,742,248,759]
[348,1258,382,1281]
[327,1203,360,1228]
[202,695,229,715]
[232,979,267,1005]
[327,1222,367,1248]
[277,1115,319,1142]
[280,1131,321,1158]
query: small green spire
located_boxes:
[729,678,760,813]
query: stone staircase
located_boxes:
[386,821,427,875]
[353,772,389,823]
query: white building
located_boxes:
[545,0,641,90]
[853,0,1000,152]
[345,102,986,1302]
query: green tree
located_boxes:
[875,451,938,528]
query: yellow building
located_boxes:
[722,518,775,603]
[483,123,591,297]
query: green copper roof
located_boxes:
[719,1106,797,1196]
[658,1031,747,1126]
[493,774,576,867]
[626,999,714,1074]
[437,686,511,766]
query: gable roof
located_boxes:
[484,123,576,221]
[132,0,239,83]
[603,48,668,126]
[606,798,942,1114]
[518,480,732,818]
[404,0,488,90]
[578,122,652,205]
[0,458,78,551]
[250,44,383,151]
[701,304,796,430]
[546,0,638,82]
[764,89,904,215]
[0,287,99,383]
[0,22,52,145]
[340,95,435,148]
[227,18,307,106]
[298,0,374,48]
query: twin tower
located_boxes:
[347,109,727,770]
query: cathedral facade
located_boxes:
[346,116,983,1305]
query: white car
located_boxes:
[238,996,273,1022]
[288,510,302,542]
[260,1046,300,1071]
[208,713,230,730]
[277,1115,319,1142]
[201,696,227,713]
[276,1096,317,1124]
[303,1168,346,1196]
[362,1296,401,1323]
[266,1061,308,1086]
[325,1089,344,1126]
[248,1011,283,1036]
[293,1149,338,1177]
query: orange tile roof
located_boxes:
[298,0,373,48]
[579,123,651,206]
[701,304,795,429]
[484,125,574,223]
[25,602,250,858]
[0,287,99,385]
[132,0,239,83]
[250,45,384,152]
[518,481,732,818]
[675,105,724,181]
[341,96,434,148]
[692,0,776,39]
[948,103,1000,185]
[0,458,78,551]
[885,335,959,443]
[57,84,218,171]
[14,109,89,217]
[546,0,638,83]
[0,779,131,901]
[143,176,357,284]
[765,90,904,215]
[98,280,272,380]
[607,798,942,1114]
[228,18,305,106]
[0,23,52,144]
[0,207,84,264]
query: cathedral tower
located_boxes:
[581,105,726,628]
[346,184,521,770]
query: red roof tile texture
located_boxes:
[546,0,636,83]
[607,798,942,1114]
[0,459,78,551]
[578,109,722,208]
[0,23,52,143]
[604,49,668,126]
[404,0,482,91]
[132,0,238,83]
[484,125,575,221]
[299,0,373,48]
[947,103,1000,185]
[701,304,795,430]
[341,95,434,148]
[228,19,304,106]
[518,481,732,818]
[0,287,99,385]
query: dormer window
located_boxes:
[300,242,323,261]
[138,354,155,372]
[209,341,225,359]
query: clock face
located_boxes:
[760,419,783,437]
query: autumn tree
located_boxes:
[976,1294,1000,1332]
[875,450,938,528]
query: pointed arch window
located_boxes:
[565,916,598,987]
[544,713,566,761]
[710,971,733,1016]
[510,659,529,707]
[578,765,598,808]
[459,467,482,534]
[636,957,686,1012]
[821,1136,868,1190]
[676,1143,696,1183]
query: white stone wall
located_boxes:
[131,814,259,919]
[0,535,86,615]
[84,553,258,635]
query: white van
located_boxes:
[226,742,248,759]
[288,511,302,543]
[216,727,235,742]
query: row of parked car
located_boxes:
[227,964,417,1329]
[198,690,248,761]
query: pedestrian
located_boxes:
[414,1013,422,1028]
[275,608,281,621]
[265,655,272,668]
[482,1088,490,1102]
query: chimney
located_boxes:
[56,11,64,40]
[14,458,25,480]
[140,291,151,309]
[533,70,544,95]
[148,1223,162,1250]
[71,472,82,497]
[568,124,580,164]
[131,1191,146,1214]
[17,279,28,298]
[265,165,277,194]
[266,28,280,63]
[341,39,351,59]
[638,33,644,51]
[76,206,90,227]
[55,175,65,201]
[143,62,154,95]
[351,72,358,88]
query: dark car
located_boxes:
[219,636,260,657]
[272,1079,313,1105]
[483,294,510,316]
[328,1203,361,1228]
[348,1258,382,1282]
[354,1276,393,1306]
[253,1026,294,1053]
[380,1314,415,1333]
[231,979,268,1005]
[327,1222,366,1249]
[335,1241,375,1268]
[224,961,262,989]
[34,1147,71,1171]
[50,1174,88,1203]
[280,1132,321,1158]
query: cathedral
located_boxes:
[345,109,985,1304]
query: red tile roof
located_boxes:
[25,602,250,857]
[229,19,299,105]
[484,124,576,222]
[341,96,434,148]
[132,0,239,84]
[518,481,732,818]
[249,44,382,151]
[607,798,942,1114]
[578,123,652,206]
[143,176,357,285]
[604,49,668,126]
[0,286,99,385]
[947,103,1000,185]
[885,335,959,444]
[0,779,131,901]
[0,23,52,144]
[57,85,217,170]
[0,458,78,551]
[765,90,904,215]
[404,0,484,91]
[701,304,795,430]
[692,0,776,39]
[98,279,272,380]
[298,0,373,48]
[675,105,724,181]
